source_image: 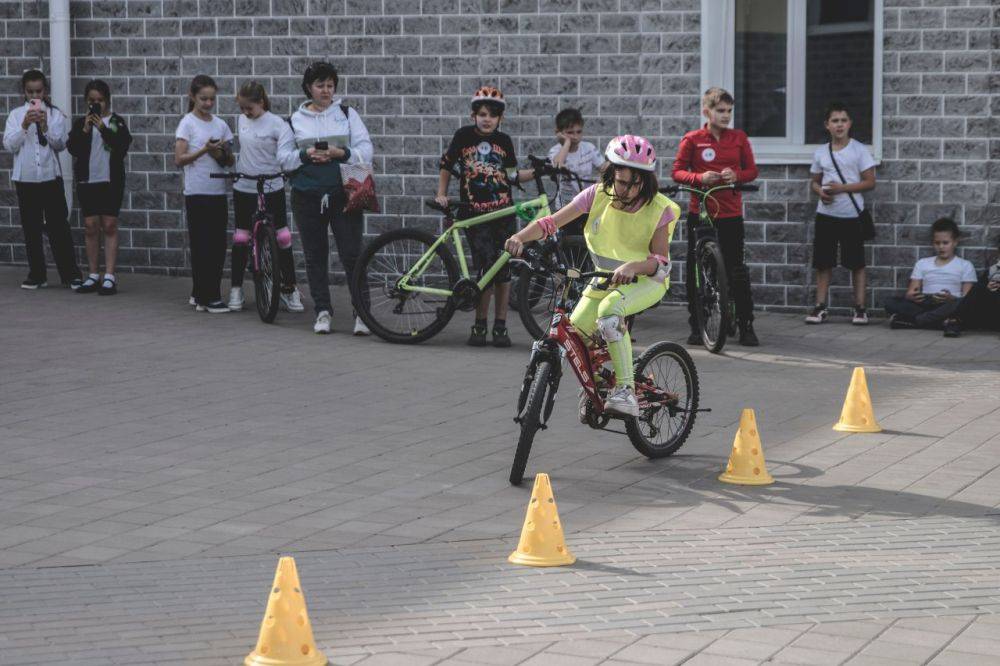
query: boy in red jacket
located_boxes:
[672,87,760,346]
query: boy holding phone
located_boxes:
[884,217,976,330]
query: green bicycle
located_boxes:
[352,157,580,344]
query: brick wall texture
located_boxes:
[0,0,997,310]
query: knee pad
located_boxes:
[233,228,250,245]
[596,315,625,343]
[275,226,292,249]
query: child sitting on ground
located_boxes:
[942,239,1000,337]
[884,217,976,330]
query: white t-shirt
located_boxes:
[86,115,111,184]
[175,112,233,196]
[547,140,604,208]
[810,139,876,218]
[235,111,294,194]
[911,255,977,295]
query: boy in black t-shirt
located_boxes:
[436,86,533,347]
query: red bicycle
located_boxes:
[509,240,702,486]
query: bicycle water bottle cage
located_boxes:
[514,202,537,222]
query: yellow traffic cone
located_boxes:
[833,367,882,433]
[508,473,576,567]
[719,408,774,486]
[244,557,327,666]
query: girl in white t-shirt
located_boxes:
[805,102,877,326]
[174,75,234,313]
[227,81,303,313]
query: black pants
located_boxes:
[232,190,296,289]
[291,189,363,314]
[884,296,959,329]
[953,282,1000,331]
[14,179,81,283]
[185,195,228,305]
[686,213,754,331]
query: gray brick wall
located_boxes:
[0,0,996,308]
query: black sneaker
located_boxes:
[20,278,48,290]
[804,304,828,324]
[467,325,488,347]
[77,276,100,294]
[738,322,760,346]
[942,318,962,338]
[66,278,84,291]
[888,314,914,330]
[492,326,512,348]
[686,331,702,346]
[204,300,230,314]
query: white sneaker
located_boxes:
[189,296,197,307]
[604,385,639,417]
[804,304,828,324]
[353,316,370,336]
[228,286,244,312]
[280,287,305,313]
[313,310,332,334]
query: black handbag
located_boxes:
[828,143,875,241]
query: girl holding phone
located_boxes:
[67,79,132,295]
[2,69,82,289]
[174,74,234,313]
[279,61,374,335]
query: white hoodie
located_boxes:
[280,98,373,192]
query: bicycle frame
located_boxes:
[398,193,552,298]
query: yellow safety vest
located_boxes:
[583,187,679,273]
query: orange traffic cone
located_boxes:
[508,473,576,567]
[244,557,327,666]
[719,408,774,485]
[833,367,882,433]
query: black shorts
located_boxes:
[233,190,288,230]
[463,214,516,285]
[813,212,866,270]
[77,181,124,217]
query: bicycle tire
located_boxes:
[352,228,461,344]
[626,341,699,458]
[253,220,281,324]
[517,235,593,340]
[695,240,730,354]
[510,360,551,486]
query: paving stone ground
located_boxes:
[1,266,999,665]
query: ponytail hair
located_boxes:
[237,80,270,111]
[187,74,218,112]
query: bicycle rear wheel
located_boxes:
[517,235,592,340]
[695,240,730,354]
[626,341,699,458]
[510,360,552,486]
[352,228,460,344]
[253,220,281,323]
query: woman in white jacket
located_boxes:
[2,70,82,289]
[279,61,374,335]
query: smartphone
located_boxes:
[89,102,101,116]
[314,140,328,151]
[28,99,41,111]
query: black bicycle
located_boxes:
[659,182,758,353]
[211,172,286,323]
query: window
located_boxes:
[701,0,882,164]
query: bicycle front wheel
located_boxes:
[352,228,460,344]
[695,240,730,354]
[626,341,699,458]
[510,360,552,486]
[517,235,593,340]
[253,220,281,323]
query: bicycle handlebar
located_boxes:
[659,182,759,197]
[511,244,638,285]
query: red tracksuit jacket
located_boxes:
[672,124,759,219]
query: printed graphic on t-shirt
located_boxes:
[459,140,512,213]
[701,147,716,162]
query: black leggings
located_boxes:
[686,213,754,330]
[231,190,296,289]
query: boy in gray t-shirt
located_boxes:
[547,108,604,235]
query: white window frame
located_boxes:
[700,0,883,165]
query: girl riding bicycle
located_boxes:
[505,135,680,416]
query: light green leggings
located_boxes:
[569,276,667,388]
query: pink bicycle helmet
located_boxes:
[605,134,656,172]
